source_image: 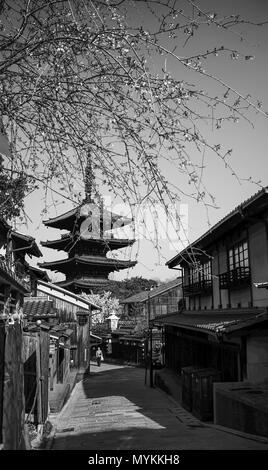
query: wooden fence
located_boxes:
[1,321,25,450]
[0,321,6,446]
[23,330,50,425]
[61,321,89,371]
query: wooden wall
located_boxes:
[0,321,6,446]
[2,322,25,450]
[23,331,50,425]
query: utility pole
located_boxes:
[87,308,91,375]
[148,289,154,388]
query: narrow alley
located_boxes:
[46,363,268,451]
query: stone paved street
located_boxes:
[47,362,268,450]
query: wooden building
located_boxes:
[23,325,50,429]
[0,219,42,449]
[23,280,100,414]
[39,157,136,294]
[159,188,268,384]
[121,278,183,320]
[27,266,50,296]
[30,280,99,371]
[0,224,42,314]
[106,280,182,365]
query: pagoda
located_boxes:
[39,156,136,294]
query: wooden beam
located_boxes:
[35,334,42,424]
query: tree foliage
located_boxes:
[0,0,267,224]
[81,290,119,327]
[0,155,32,220]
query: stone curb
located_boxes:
[41,375,83,450]
[155,383,268,445]
[205,423,268,445]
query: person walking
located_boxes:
[96,347,103,367]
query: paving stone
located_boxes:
[45,362,268,450]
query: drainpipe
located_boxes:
[217,244,222,308]
[246,226,253,307]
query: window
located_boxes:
[228,241,249,270]
[189,260,211,284]
[190,265,199,284]
[202,261,212,281]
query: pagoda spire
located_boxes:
[84,152,94,203]
[40,151,137,294]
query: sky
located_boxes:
[3,0,268,283]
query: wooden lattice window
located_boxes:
[202,261,212,281]
[228,241,249,270]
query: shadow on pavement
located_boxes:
[50,363,268,450]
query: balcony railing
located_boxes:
[0,258,31,291]
[219,267,251,289]
[183,279,213,296]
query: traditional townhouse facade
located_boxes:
[155,188,268,385]
[121,277,183,320]
[0,218,44,449]
[107,278,183,365]
[169,188,268,312]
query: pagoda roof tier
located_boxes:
[43,204,133,231]
[56,277,111,290]
[41,235,135,252]
[38,255,136,273]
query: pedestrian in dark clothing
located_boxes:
[96,347,103,367]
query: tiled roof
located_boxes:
[56,278,110,289]
[25,322,50,332]
[37,280,100,309]
[167,187,268,267]
[23,297,55,317]
[153,308,268,337]
[121,278,182,304]
[11,230,42,258]
[112,318,140,337]
[43,204,133,230]
[41,236,135,251]
[39,255,136,269]
[49,325,74,338]
[28,266,50,282]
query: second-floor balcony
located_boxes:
[183,279,213,296]
[0,257,31,292]
[219,266,251,290]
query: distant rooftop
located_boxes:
[121,277,182,304]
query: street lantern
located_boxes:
[107,310,119,331]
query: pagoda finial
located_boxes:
[84,152,94,203]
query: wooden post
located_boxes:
[35,333,42,424]
[148,291,154,388]
[56,339,60,383]
[87,309,91,374]
[237,350,242,381]
[0,322,6,445]
[49,357,54,392]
